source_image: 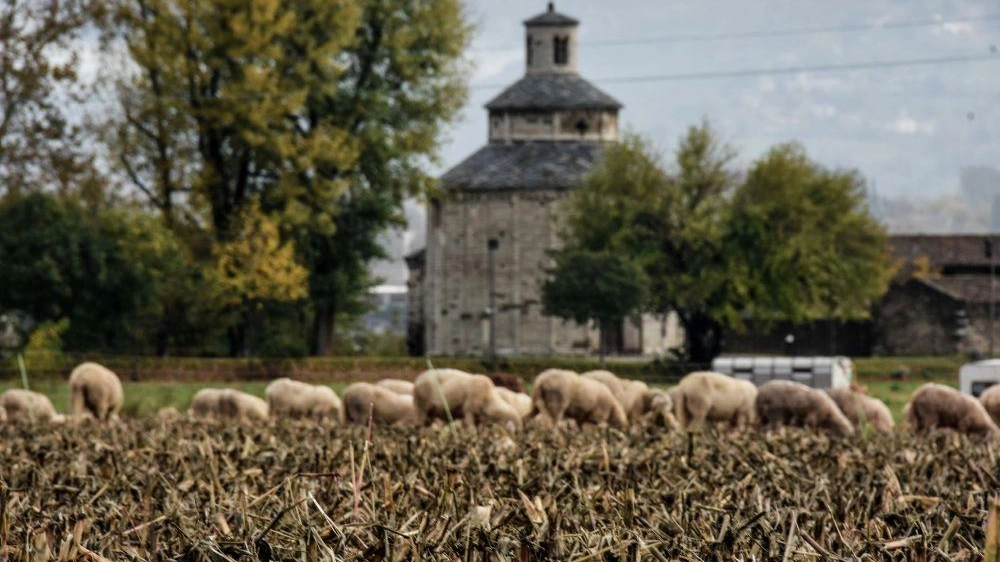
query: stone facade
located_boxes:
[410,4,686,358]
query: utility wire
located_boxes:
[472,14,1000,52]
[469,52,999,90]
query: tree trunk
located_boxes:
[682,312,723,364]
[228,307,253,357]
[598,319,607,367]
[313,303,337,356]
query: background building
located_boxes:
[408,4,684,358]
[724,234,1000,357]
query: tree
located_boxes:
[0,191,189,351]
[559,125,740,361]
[275,0,471,355]
[542,250,648,364]
[726,143,893,326]
[108,0,471,355]
[0,0,104,197]
[108,0,362,237]
[212,201,308,356]
[558,125,893,362]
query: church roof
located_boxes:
[524,6,578,27]
[441,141,606,191]
[485,73,622,111]
[913,276,999,304]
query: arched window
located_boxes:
[526,35,533,65]
[553,36,568,65]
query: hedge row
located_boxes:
[0,352,968,384]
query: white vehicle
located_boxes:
[959,359,1000,397]
[711,356,853,390]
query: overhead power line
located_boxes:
[472,14,1000,52]
[470,52,999,91]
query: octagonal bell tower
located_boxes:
[416,4,686,358]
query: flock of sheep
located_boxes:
[3,362,1000,439]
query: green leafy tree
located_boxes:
[0,192,189,352]
[276,0,471,355]
[560,125,739,361]
[559,125,892,362]
[541,250,648,364]
[0,0,104,198]
[726,143,893,325]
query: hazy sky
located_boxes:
[440,0,999,198]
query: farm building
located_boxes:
[724,234,1000,357]
[408,4,684,358]
[875,234,999,356]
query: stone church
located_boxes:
[407,4,684,357]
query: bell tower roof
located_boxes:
[524,3,578,27]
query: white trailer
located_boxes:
[711,356,853,389]
[959,360,1000,397]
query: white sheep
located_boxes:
[374,379,415,395]
[413,368,521,429]
[672,371,757,430]
[189,388,268,423]
[265,378,343,422]
[0,389,61,422]
[342,382,417,426]
[69,362,123,420]
[531,369,628,429]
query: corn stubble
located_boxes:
[0,420,997,561]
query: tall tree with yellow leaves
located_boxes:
[107,0,471,355]
[212,201,308,355]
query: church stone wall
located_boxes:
[425,189,594,356]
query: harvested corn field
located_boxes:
[1,420,998,560]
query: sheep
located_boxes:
[905,383,1000,437]
[342,382,417,426]
[413,368,522,430]
[189,388,227,420]
[189,388,268,423]
[68,362,123,420]
[638,388,680,430]
[0,389,60,422]
[755,380,854,437]
[530,369,628,429]
[221,390,269,423]
[826,386,894,434]
[672,371,757,430]
[265,378,343,422]
[979,384,1000,426]
[495,386,533,419]
[582,370,677,428]
[582,370,647,416]
[156,406,182,422]
[374,379,415,395]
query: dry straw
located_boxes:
[0,419,997,560]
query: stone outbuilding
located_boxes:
[723,234,1000,357]
[407,4,684,358]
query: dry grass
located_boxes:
[1,419,997,560]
